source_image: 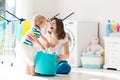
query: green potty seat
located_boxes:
[34,51,58,76]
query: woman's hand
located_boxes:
[49,43,56,48]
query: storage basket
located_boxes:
[81,55,104,69]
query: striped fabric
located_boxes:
[23,26,41,46]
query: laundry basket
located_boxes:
[81,55,104,69]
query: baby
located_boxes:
[21,15,50,76]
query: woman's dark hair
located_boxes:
[51,18,66,40]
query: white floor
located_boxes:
[0,65,120,80]
[0,56,120,80]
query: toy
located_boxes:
[86,37,104,56]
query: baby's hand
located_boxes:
[40,45,45,50]
[46,42,51,48]
[42,47,45,50]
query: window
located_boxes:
[0,0,5,21]
[0,0,16,68]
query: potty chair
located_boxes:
[34,51,58,76]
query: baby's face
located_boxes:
[40,20,46,29]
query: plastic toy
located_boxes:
[86,37,104,56]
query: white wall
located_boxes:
[16,0,120,46]
[57,0,120,46]
[16,0,57,19]
[57,0,98,21]
[96,0,120,46]
[16,0,34,19]
[34,0,57,18]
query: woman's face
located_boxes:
[49,20,57,32]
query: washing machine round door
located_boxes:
[65,28,75,53]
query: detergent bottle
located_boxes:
[116,23,120,32]
[106,20,112,36]
[111,20,116,32]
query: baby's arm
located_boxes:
[33,36,45,50]
[40,34,50,48]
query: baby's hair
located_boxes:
[34,15,46,27]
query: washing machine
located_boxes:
[63,21,98,67]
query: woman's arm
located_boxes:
[58,42,70,61]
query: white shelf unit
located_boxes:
[103,37,120,70]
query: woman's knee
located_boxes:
[57,60,71,74]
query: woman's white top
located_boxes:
[46,34,68,55]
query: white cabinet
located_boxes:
[103,37,120,70]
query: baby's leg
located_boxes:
[25,65,35,76]
[29,65,35,76]
[25,64,31,75]
[28,65,39,76]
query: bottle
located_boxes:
[106,20,112,36]
[116,23,120,32]
[111,20,116,32]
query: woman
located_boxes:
[45,18,71,74]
